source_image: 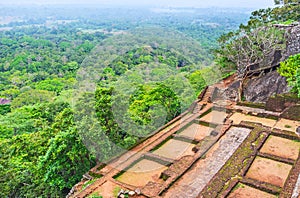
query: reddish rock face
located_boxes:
[0,98,10,105]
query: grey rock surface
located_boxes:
[243,71,291,102]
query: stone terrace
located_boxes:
[69,77,300,198]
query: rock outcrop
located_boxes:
[285,24,300,59]
[214,24,300,103]
[212,71,291,103]
[211,81,240,102]
[248,24,300,74]
[243,71,291,103]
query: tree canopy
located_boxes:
[0,5,258,197]
[278,53,300,96]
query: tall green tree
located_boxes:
[216,26,285,100]
[38,108,95,192]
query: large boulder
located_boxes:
[212,71,291,103]
[243,71,291,103]
[285,24,300,59]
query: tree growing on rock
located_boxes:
[214,0,300,101]
[216,25,286,101]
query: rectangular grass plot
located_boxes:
[229,112,277,127]
[274,118,300,132]
[152,138,196,160]
[178,123,213,141]
[246,156,292,187]
[199,110,227,124]
[115,159,168,187]
[92,180,121,197]
[260,135,300,160]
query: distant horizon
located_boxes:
[0,0,275,9]
[0,4,271,9]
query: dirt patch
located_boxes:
[152,139,196,160]
[246,157,292,187]
[116,159,167,187]
[260,135,300,160]
[199,110,227,124]
[274,118,300,132]
[229,112,277,127]
[228,183,277,198]
[178,123,213,141]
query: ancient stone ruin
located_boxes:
[68,74,300,198]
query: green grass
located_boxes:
[233,183,245,191]
[284,125,292,128]
[88,193,103,198]
[113,186,122,197]
[82,179,97,190]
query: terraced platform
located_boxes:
[69,79,300,198]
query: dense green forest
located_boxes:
[0,6,250,197]
[0,2,299,197]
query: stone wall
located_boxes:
[281,104,300,121]
[265,94,299,112]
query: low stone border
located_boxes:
[280,150,300,198]
[157,120,233,197]
[241,178,281,195]
[258,152,295,165]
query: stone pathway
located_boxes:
[164,127,251,198]
[292,173,300,198]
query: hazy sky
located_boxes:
[1,0,275,8]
